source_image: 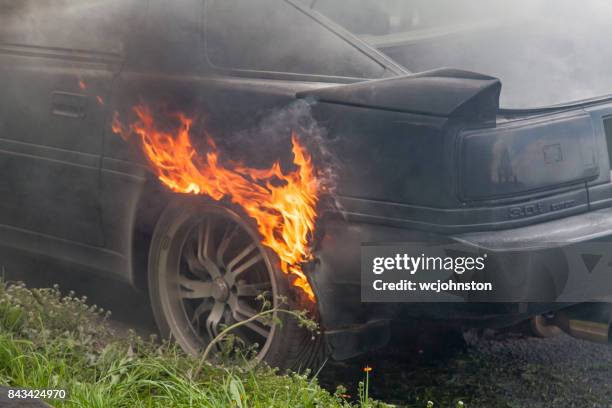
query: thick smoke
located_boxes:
[213,99,340,205]
[305,0,612,108]
[205,0,388,79]
[0,0,134,54]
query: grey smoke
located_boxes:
[218,99,339,199]
[305,0,612,108]
[0,0,134,54]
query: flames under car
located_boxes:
[3,0,612,368]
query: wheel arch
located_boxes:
[128,175,173,291]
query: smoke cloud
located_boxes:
[211,100,340,202]
[0,0,134,54]
[305,0,612,107]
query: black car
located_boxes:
[2,0,612,370]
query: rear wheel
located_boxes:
[148,198,325,370]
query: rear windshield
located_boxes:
[205,0,388,80]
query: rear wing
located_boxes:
[297,68,501,120]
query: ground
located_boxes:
[320,333,612,407]
[3,251,612,407]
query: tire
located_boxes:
[148,197,326,371]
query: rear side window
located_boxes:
[0,0,136,55]
[205,0,387,79]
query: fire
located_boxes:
[113,105,319,301]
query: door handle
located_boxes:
[51,92,88,119]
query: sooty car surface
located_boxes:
[3,0,612,367]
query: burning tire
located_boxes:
[148,198,325,370]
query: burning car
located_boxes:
[3,0,612,370]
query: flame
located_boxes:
[113,105,319,301]
[78,79,87,90]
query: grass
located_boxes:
[0,280,393,408]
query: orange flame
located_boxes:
[113,105,318,301]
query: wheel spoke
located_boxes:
[190,299,214,325]
[227,243,257,272]
[197,218,213,262]
[206,302,225,340]
[231,298,258,319]
[227,252,263,286]
[216,222,240,268]
[235,282,271,297]
[230,298,270,338]
[196,218,221,278]
[183,241,208,279]
[242,319,271,338]
[179,276,213,299]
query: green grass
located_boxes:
[0,280,391,408]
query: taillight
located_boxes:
[459,113,599,201]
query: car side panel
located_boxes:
[0,47,118,247]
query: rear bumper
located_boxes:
[454,205,612,252]
[313,207,612,357]
[451,206,612,303]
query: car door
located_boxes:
[0,1,134,250]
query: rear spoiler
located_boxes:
[297,68,501,120]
